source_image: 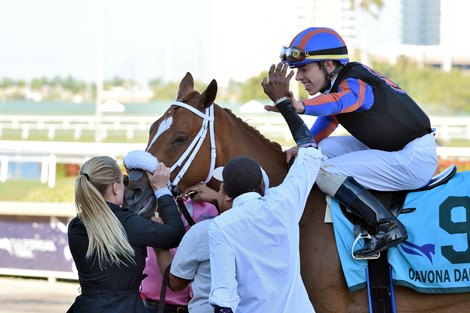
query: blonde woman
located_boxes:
[67,156,185,313]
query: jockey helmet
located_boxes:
[280,27,349,68]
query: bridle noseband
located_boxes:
[146,101,217,191]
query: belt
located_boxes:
[143,298,188,313]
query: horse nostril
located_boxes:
[123,169,153,213]
[124,187,142,203]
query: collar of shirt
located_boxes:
[324,74,339,94]
[107,201,126,212]
[232,192,262,208]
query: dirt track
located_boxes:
[0,276,79,313]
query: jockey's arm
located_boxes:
[275,98,316,148]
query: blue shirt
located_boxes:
[171,219,214,313]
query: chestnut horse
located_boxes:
[125,73,470,312]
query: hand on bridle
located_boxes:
[182,182,218,205]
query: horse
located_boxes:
[124,72,470,312]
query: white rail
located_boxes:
[0,140,469,188]
[0,141,145,187]
[0,114,469,142]
[0,114,469,187]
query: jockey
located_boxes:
[262,27,438,258]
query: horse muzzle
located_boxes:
[123,169,157,219]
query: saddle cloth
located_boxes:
[329,171,470,293]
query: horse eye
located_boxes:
[173,135,188,146]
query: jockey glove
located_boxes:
[276,99,317,148]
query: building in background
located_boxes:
[183,0,470,86]
[357,0,470,71]
[402,0,440,45]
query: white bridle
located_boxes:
[146,101,217,188]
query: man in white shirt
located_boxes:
[208,62,322,313]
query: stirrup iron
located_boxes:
[351,232,380,260]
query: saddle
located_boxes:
[340,164,458,254]
[337,165,457,313]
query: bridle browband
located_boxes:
[146,101,217,190]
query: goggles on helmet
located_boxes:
[280,46,348,64]
[280,47,310,62]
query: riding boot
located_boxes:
[334,177,408,258]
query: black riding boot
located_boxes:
[334,177,408,258]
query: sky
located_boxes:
[0,0,191,83]
[2,0,468,87]
[1,0,99,82]
[0,0,297,85]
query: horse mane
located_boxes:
[221,107,284,154]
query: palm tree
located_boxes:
[351,0,384,18]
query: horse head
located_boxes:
[124,72,219,216]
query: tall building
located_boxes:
[402,0,440,45]
[360,0,470,70]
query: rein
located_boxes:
[172,187,196,227]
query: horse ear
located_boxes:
[177,72,195,100]
[199,79,218,109]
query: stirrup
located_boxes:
[351,232,381,260]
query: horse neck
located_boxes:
[215,106,288,186]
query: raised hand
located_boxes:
[262,63,306,113]
[261,62,294,102]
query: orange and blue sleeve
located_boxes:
[310,115,339,143]
[303,78,374,116]
[303,78,374,142]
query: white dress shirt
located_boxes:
[208,147,322,313]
